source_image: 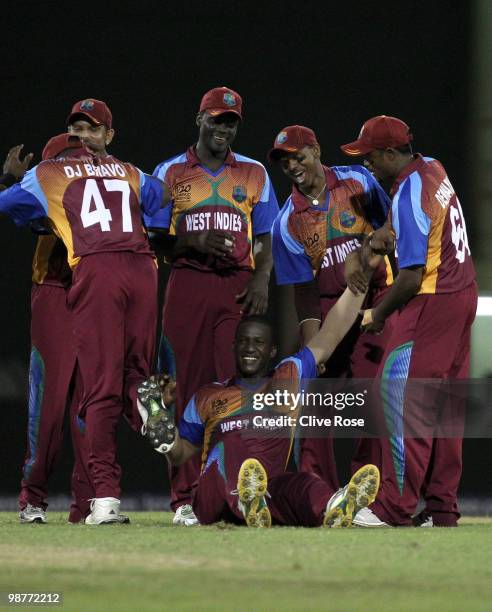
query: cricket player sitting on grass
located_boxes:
[137,239,389,528]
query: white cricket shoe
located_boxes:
[353,506,389,527]
[173,504,199,526]
[19,504,47,524]
[85,497,129,525]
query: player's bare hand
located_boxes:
[150,373,177,405]
[360,234,383,271]
[345,250,368,295]
[3,144,34,180]
[236,270,269,315]
[360,308,385,334]
[191,230,235,257]
[369,226,395,255]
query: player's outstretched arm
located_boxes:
[166,432,200,466]
[308,239,382,364]
[306,288,366,365]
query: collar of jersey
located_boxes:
[186,145,237,170]
[390,153,425,196]
[290,165,339,212]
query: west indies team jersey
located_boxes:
[31,235,71,287]
[178,347,317,479]
[0,156,164,268]
[272,165,392,296]
[144,146,278,271]
[389,155,475,294]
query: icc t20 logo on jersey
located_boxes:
[232,185,247,203]
[212,398,229,415]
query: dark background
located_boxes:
[1,1,488,501]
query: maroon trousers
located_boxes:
[67,252,158,499]
[299,290,394,490]
[19,284,95,514]
[161,267,251,510]
[193,441,333,526]
[371,283,478,526]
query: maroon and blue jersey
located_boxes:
[272,165,392,296]
[144,146,278,271]
[0,156,163,268]
[178,346,316,477]
[389,155,475,294]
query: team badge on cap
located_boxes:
[276,131,288,144]
[232,185,247,203]
[223,92,236,106]
[340,210,356,228]
[80,99,95,111]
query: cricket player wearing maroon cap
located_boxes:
[341,115,477,527]
[0,122,166,525]
[17,134,99,524]
[137,243,384,527]
[270,125,393,492]
[17,101,113,524]
[144,86,278,525]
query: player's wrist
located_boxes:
[0,173,17,188]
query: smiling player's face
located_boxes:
[68,118,114,154]
[234,321,277,378]
[197,112,239,155]
[279,146,320,189]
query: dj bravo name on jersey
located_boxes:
[63,163,127,179]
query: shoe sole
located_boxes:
[237,458,271,528]
[323,464,380,528]
[19,517,46,524]
[138,381,175,452]
[85,517,130,525]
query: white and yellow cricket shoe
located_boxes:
[236,458,271,528]
[323,464,380,528]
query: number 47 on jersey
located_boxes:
[81,178,134,232]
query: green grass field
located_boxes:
[1,513,491,611]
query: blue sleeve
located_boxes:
[143,160,175,229]
[392,174,430,268]
[143,203,172,230]
[178,396,205,446]
[0,168,47,226]
[138,171,165,218]
[277,346,317,380]
[251,170,279,236]
[355,165,391,229]
[271,199,314,285]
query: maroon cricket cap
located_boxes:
[341,115,413,156]
[42,133,85,161]
[268,125,318,163]
[199,87,242,120]
[67,98,113,129]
